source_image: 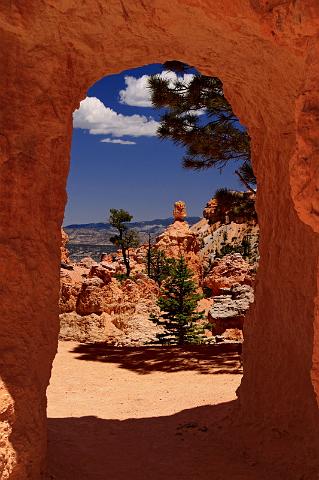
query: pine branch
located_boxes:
[235,170,256,194]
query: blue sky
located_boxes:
[64,64,244,225]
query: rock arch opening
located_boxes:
[48,63,257,478]
[1,2,319,479]
[58,62,256,346]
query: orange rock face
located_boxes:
[204,253,254,295]
[75,274,159,318]
[173,200,187,222]
[155,219,202,283]
[102,245,149,276]
[59,259,161,344]
[60,229,70,264]
[1,1,319,478]
[203,198,219,224]
[59,272,81,313]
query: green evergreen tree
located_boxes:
[148,62,256,192]
[109,208,140,277]
[151,256,205,345]
[146,247,171,286]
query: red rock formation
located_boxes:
[88,264,113,284]
[59,273,81,313]
[59,312,112,342]
[1,2,319,478]
[203,198,219,225]
[75,274,159,318]
[60,229,70,264]
[155,204,202,283]
[59,256,161,344]
[101,244,149,276]
[173,200,187,222]
[204,253,254,295]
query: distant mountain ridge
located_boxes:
[64,217,201,261]
[65,217,201,230]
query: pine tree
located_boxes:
[109,208,140,277]
[148,62,256,191]
[151,256,205,345]
[146,246,171,286]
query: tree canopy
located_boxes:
[151,256,205,345]
[148,63,256,191]
[146,246,171,286]
[109,208,139,277]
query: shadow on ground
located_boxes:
[71,343,242,375]
[47,401,276,480]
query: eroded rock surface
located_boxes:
[173,200,187,222]
[59,258,162,345]
[208,285,254,334]
[155,219,202,282]
[1,1,319,479]
[61,229,70,264]
[204,253,254,295]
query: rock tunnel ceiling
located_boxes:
[0,1,319,478]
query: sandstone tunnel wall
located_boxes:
[0,0,319,478]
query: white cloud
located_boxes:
[119,71,196,108]
[73,97,159,137]
[101,138,136,145]
[181,108,206,117]
[119,75,153,107]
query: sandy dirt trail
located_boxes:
[46,341,276,480]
